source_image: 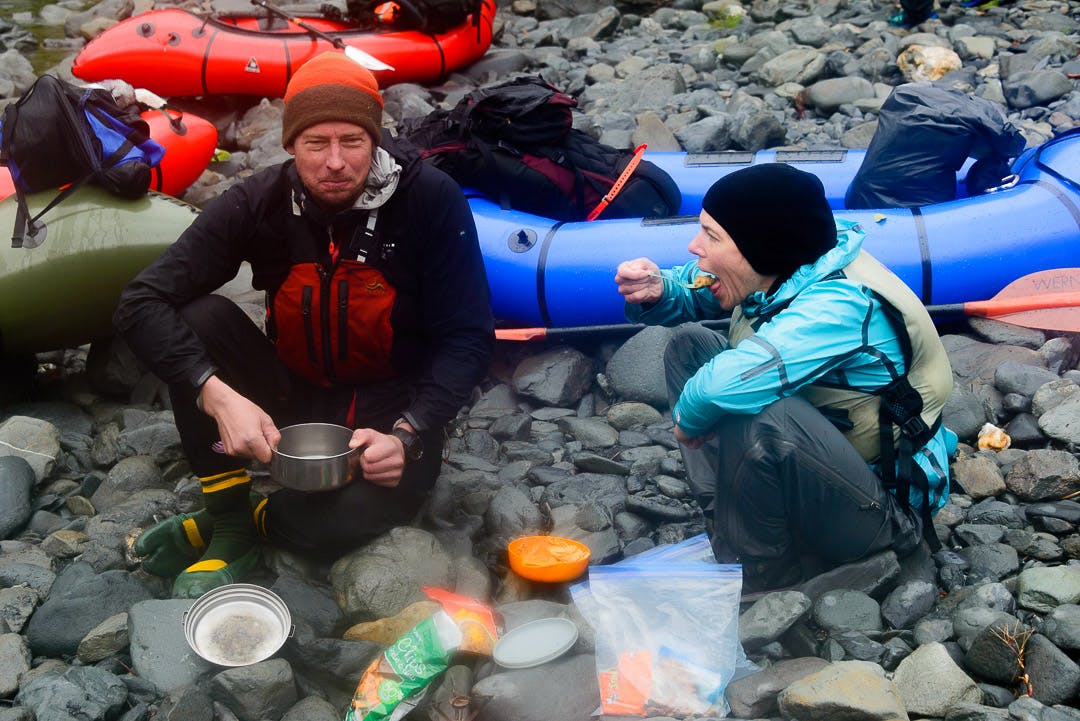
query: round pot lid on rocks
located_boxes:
[492,617,579,669]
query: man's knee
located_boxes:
[178,294,249,339]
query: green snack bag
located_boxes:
[345,610,462,721]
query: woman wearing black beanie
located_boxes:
[615,163,955,592]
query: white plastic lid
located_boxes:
[492,617,579,669]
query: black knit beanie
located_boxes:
[701,163,837,278]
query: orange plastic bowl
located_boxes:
[508,535,591,583]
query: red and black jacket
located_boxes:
[114,132,495,432]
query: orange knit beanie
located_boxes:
[281,52,384,148]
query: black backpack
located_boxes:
[0,74,165,247]
[399,76,682,222]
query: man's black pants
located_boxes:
[168,294,445,556]
[664,323,921,589]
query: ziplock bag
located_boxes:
[584,563,743,717]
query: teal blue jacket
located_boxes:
[626,221,955,512]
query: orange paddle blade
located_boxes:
[965,268,1080,332]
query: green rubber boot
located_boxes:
[133,510,213,578]
[172,470,260,599]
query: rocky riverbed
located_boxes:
[1,0,1080,719]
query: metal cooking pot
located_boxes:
[270,423,360,492]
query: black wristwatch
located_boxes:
[391,422,424,463]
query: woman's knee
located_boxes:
[664,324,728,399]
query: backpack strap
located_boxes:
[874,295,943,552]
[586,144,646,221]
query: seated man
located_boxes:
[614,164,955,591]
[114,52,495,598]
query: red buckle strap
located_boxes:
[586,144,647,222]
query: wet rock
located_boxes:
[964,621,1024,685]
[208,659,298,721]
[833,630,886,663]
[881,580,939,630]
[1005,450,1080,503]
[158,685,214,721]
[0,457,34,539]
[893,642,982,716]
[955,523,1006,547]
[0,585,37,634]
[605,401,663,430]
[1016,566,1080,613]
[0,633,31,697]
[24,564,153,657]
[778,660,908,721]
[604,326,673,408]
[739,590,812,650]
[557,417,619,449]
[128,599,214,693]
[1038,395,1080,446]
[15,666,127,721]
[330,528,454,622]
[944,702,1010,720]
[796,550,901,602]
[725,656,829,719]
[473,653,598,721]
[512,347,594,407]
[813,589,882,634]
[1040,604,1080,651]
[1024,633,1080,706]
[1031,379,1080,417]
[75,612,128,663]
[953,456,1007,500]
[270,575,343,639]
[944,382,991,442]
[281,695,339,721]
[995,361,1058,398]
[341,600,439,645]
[965,499,1023,528]
[0,416,60,483]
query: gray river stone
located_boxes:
[739,590,812,649]
[1041,604,1080,651]
[128,599,212,693]
[813,590,883,634]
[0,457,34,540]
[1016,566,1080,613]
[209,659,298,721]
[23,563,153,657]
[893,642,982,717]
[15,666,127,721]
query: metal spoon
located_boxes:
[646,272,713,289]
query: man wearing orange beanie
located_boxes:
[114,52,495,598]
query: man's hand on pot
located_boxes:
[351,428,405,487]
[200,375,280,463]
[615,257,664,305]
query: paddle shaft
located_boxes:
[251,0,346,47]
[249,0,394,69]
[937,291,1080,317]
[496,289,1080,341]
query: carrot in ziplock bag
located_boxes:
[345,610,462,721]
[598,650,652,715]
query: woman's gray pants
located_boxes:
[664,323,921,589]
